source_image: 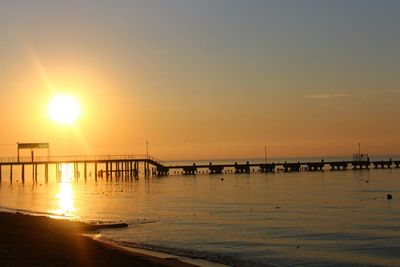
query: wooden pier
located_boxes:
[0,155,163,183]
[0,155,399,182]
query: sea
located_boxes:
[0,157,399,267]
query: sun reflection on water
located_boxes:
[60,163,74,182]
[50,163,76,216]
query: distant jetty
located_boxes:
[0,154,399,183]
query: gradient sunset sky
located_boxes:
[0,0,399,159]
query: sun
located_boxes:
[48,94,81,125]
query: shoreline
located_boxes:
[93,237,228,267]
[0,211,196,267]
[0,207,229,267]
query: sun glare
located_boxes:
[50,163,76,216]
[48,95,81,125]
[54,182,76,216]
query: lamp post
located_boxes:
[145,141,149,177]
[264,145,268,164]
[146,141,149,158]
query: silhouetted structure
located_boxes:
[0,155,162,183]
[0,155,399,182]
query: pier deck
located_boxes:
[0,155,398,182]
[165,159,397,175]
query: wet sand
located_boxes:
[0,212,195,267]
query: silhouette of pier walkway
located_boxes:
[0,155,398,183]
[0,155,163,183]
[166,158,399,175]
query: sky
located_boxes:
[0,0,399,160]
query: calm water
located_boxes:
[0,162,400,266]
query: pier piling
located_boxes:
[21,164,25,183]
[84,163,87,181]
[95,163,98,182]
[45,164,48,182]
[34,164,38,182]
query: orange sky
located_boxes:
[0,1,399,160]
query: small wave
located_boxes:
[119,219,159,228]
[98,237,274,267]
[0,206,77,219]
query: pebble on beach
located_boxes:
[387,194,393,200]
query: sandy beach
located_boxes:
[0,212,195,267]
